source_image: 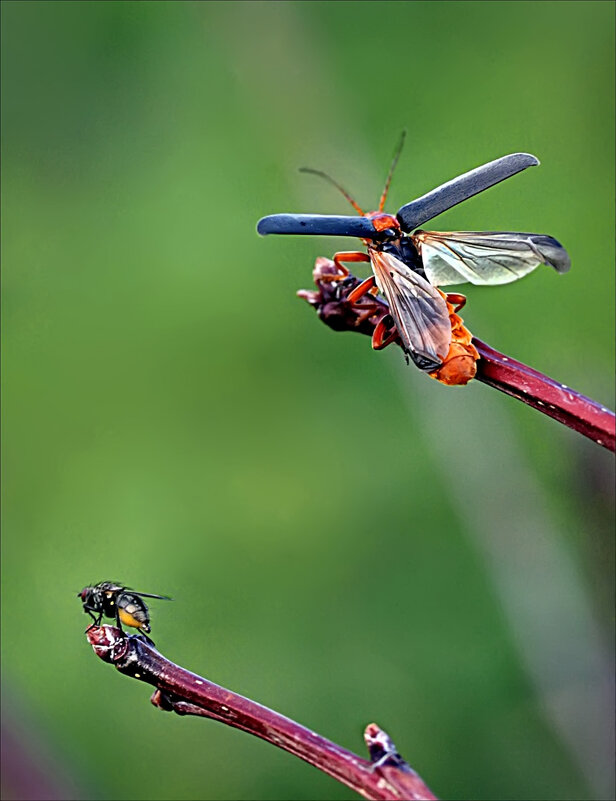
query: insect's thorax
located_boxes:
[100,592,118,619]
[382,237,424,275]
[367,234,427,280]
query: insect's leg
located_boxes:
[445,292,467,312]
[351,299,382,326]
[114,607,127,636]
[332,251,370,273]
[318,251,370,285]
[372,316,400,350]
[133,629,156,646]
[347,275,377,304]
[317,264,349,284]
[84,609,102,633]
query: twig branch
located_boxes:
[86,626,437,801]
[298,258,615,452]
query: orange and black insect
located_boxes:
[78,581,171,645]
[257,135,570,385]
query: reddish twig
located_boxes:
[86,626,437,801]
[298,258,615,452]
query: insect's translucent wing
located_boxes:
[370,250,451,367]
[413,231,571,287]
[132,590,173,600]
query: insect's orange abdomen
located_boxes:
[118,608,146,630]
[429,292,479,386]
[430,343,477,385]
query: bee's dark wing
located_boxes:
[413,230,571,287]
[370,250,451,367]
[132,590,173,601]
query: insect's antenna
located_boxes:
[299,167,365,216]
[378,130,407,212]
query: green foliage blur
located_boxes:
[2,2,614,800]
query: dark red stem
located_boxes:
[472,338,614,449]
[86,626,437,801]
[298,259,615,452]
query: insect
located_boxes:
[257,135,570,385]
[78,581,172,645]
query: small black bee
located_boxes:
[78,581,172,644]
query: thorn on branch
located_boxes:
[298,258,616,452]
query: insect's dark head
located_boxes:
[78,585,104,615]
[78,586,93,602]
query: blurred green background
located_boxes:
[2,2,614,800]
